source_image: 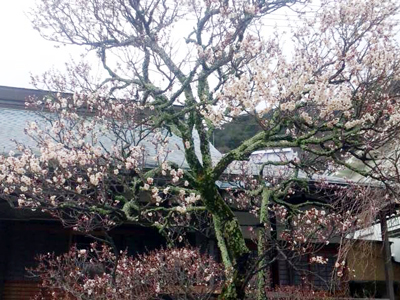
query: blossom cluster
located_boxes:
[0,89,199,233]
[278,207,358,248]
[206,0,400,142]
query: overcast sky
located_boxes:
[1,1,398,90]
[0,1,310,89]
[0,1,85,89]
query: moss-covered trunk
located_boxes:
[199,176,250,300]
[257,189,272,300]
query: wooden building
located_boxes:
[0,85,399,299]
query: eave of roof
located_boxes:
[0,85,55,110]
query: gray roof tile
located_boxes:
[0,107,222,169]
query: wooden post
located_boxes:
[380,212,395,300]
[269,210,280,289]
[0,221,11,300]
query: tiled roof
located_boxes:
[0,107,222,168]
[0,108,39,153]
[0,87,222,169]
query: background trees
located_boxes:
[1,0,400,299]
